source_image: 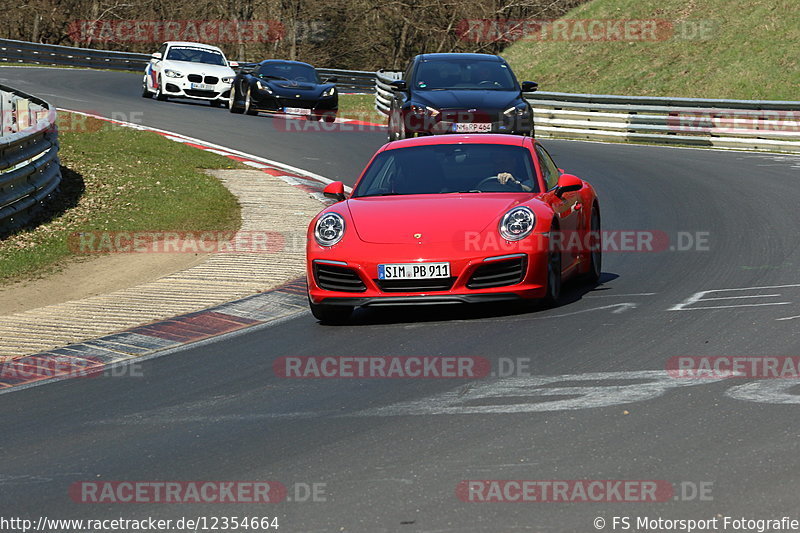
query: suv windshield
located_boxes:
[352,144,538,196]
[165,46,227,66]
[414,59,517,91]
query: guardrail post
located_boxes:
[0,90,14,135]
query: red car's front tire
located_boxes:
[309,297,353,324]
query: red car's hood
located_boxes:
[345,194,532,244]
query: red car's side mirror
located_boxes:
[323,181,346,202]
[555,174,582,198]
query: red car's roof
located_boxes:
[382,134,530,151]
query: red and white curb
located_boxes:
[0,110,354,392]
[61,109,356,199]
[0,279,310,393]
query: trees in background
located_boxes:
[2,0,586,69]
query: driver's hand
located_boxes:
[497,172,517,185]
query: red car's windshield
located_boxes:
[352,144,539,197]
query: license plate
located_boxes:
[378,262,450,280]
[453,122,492,133]
[283,107,311,115]
[190,83,215,90]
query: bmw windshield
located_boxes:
[165,46,227,66]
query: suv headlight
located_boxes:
[221,76,234,83]
[315,213,346,246]
[256,81,274,94]
[322,86,336,97]
[499,206,535,241]
[164,69,183,78]
[504,103,529,116]
[409,105,440,117]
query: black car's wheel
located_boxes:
[583,205,602,284]
[155,75,167,101]
[388,110,398,141]
[396,111,407,140]
[542,222,562,307]
[229,86,244,114]
[244,87,258,115]
[141,78,151,98]
[309,297,353,324]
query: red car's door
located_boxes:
[534,144,582,275]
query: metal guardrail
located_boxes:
[0,84,61,233]
[316,68,376,94]
[0,39,377,93]
[0,38,150,71]
[375,71,800,153]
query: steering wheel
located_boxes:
[474,175,522,191]
[478,80,500,88]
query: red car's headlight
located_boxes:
[499,206,535,241]
[314,212,346,246]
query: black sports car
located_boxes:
[229,60,338,121]
[387,53,537,140]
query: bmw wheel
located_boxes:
[155,75,167,101]
[141,78,151,98]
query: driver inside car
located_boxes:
[493,151,534,192]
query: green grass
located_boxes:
[337,94,385,123]
[503,0,799,100]
[0,114,242,282]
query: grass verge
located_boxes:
[0,113,242,283]
[337,94,385,123]
[504,0,799,100]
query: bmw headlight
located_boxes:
[504,103,529,116]
[221,76,234,83]
[499,206,535,241]
[322,86,336,97]
[256,81,274,94]
[314,213,346,246]
[164,69,183,78]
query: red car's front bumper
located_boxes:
[307,236,551,307]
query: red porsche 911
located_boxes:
[306,134,601,323]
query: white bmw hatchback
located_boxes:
[142,41,236,107]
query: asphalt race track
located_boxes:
[2,67,800,531]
